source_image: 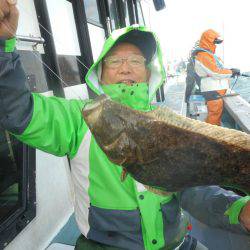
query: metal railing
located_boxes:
[16,35,45,45]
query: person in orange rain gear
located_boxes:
[194,29,240,126]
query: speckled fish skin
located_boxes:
[82,95,250,193]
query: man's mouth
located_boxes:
[118,79,136,84]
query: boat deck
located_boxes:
[163,75,250,250]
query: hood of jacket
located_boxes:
[199,29,220,53]
[85,25,166,111]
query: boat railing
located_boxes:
[163,76,250,135]
[223,93,250,133]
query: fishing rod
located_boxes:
[240,73,250,77]
[230,73,250,93]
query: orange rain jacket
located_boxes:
[194,29,232,92]
[194,29,233,125]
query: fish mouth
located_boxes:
[83,96,105,113]
[82,95,108,127]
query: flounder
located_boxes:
[82,95,250,193]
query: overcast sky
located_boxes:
[145,0,250,72]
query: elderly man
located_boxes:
[0,1,249,250]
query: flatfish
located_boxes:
[82,95,250,193]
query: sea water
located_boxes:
[230,73,250,102]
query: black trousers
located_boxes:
[74,234,207,250]
[75,235,124,250]
[201,91,222,101]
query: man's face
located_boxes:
[101,42,151,85]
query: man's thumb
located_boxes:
[7,0,17,5]
[7,1,19,36]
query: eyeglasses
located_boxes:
[104,55,146,68]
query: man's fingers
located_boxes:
[8,4,18,24]
[0,0,10,16]
[0,0,16,19]
[0,8,4,21]
[6,4,18,35]
[0,0,19,38]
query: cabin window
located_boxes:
[107,0,120,30]
[84,0,102,26]
[46,0,83,87]
[0,132,21,223]
[0,131,36,249]
[57,55,82,87]
[19,51,49,92]
[83,0,106,61]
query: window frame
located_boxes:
[135,0,145,25]
[34,0,65,97]
[116,0,146,28]
[0,145,36,249]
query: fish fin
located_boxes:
[121,168,128,182]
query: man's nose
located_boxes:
[118,60,132,73]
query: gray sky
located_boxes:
[146,0,250,72]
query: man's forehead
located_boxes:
[106,42,144,57]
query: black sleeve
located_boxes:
[180,186,249,235]
[0,50,33,134]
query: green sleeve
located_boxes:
[15,93,89,159]
[225,196,250,224]
[0,37,16,52]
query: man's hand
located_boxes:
[230,68,241,78]
[0,0,19,39]
[239,201,250,231]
